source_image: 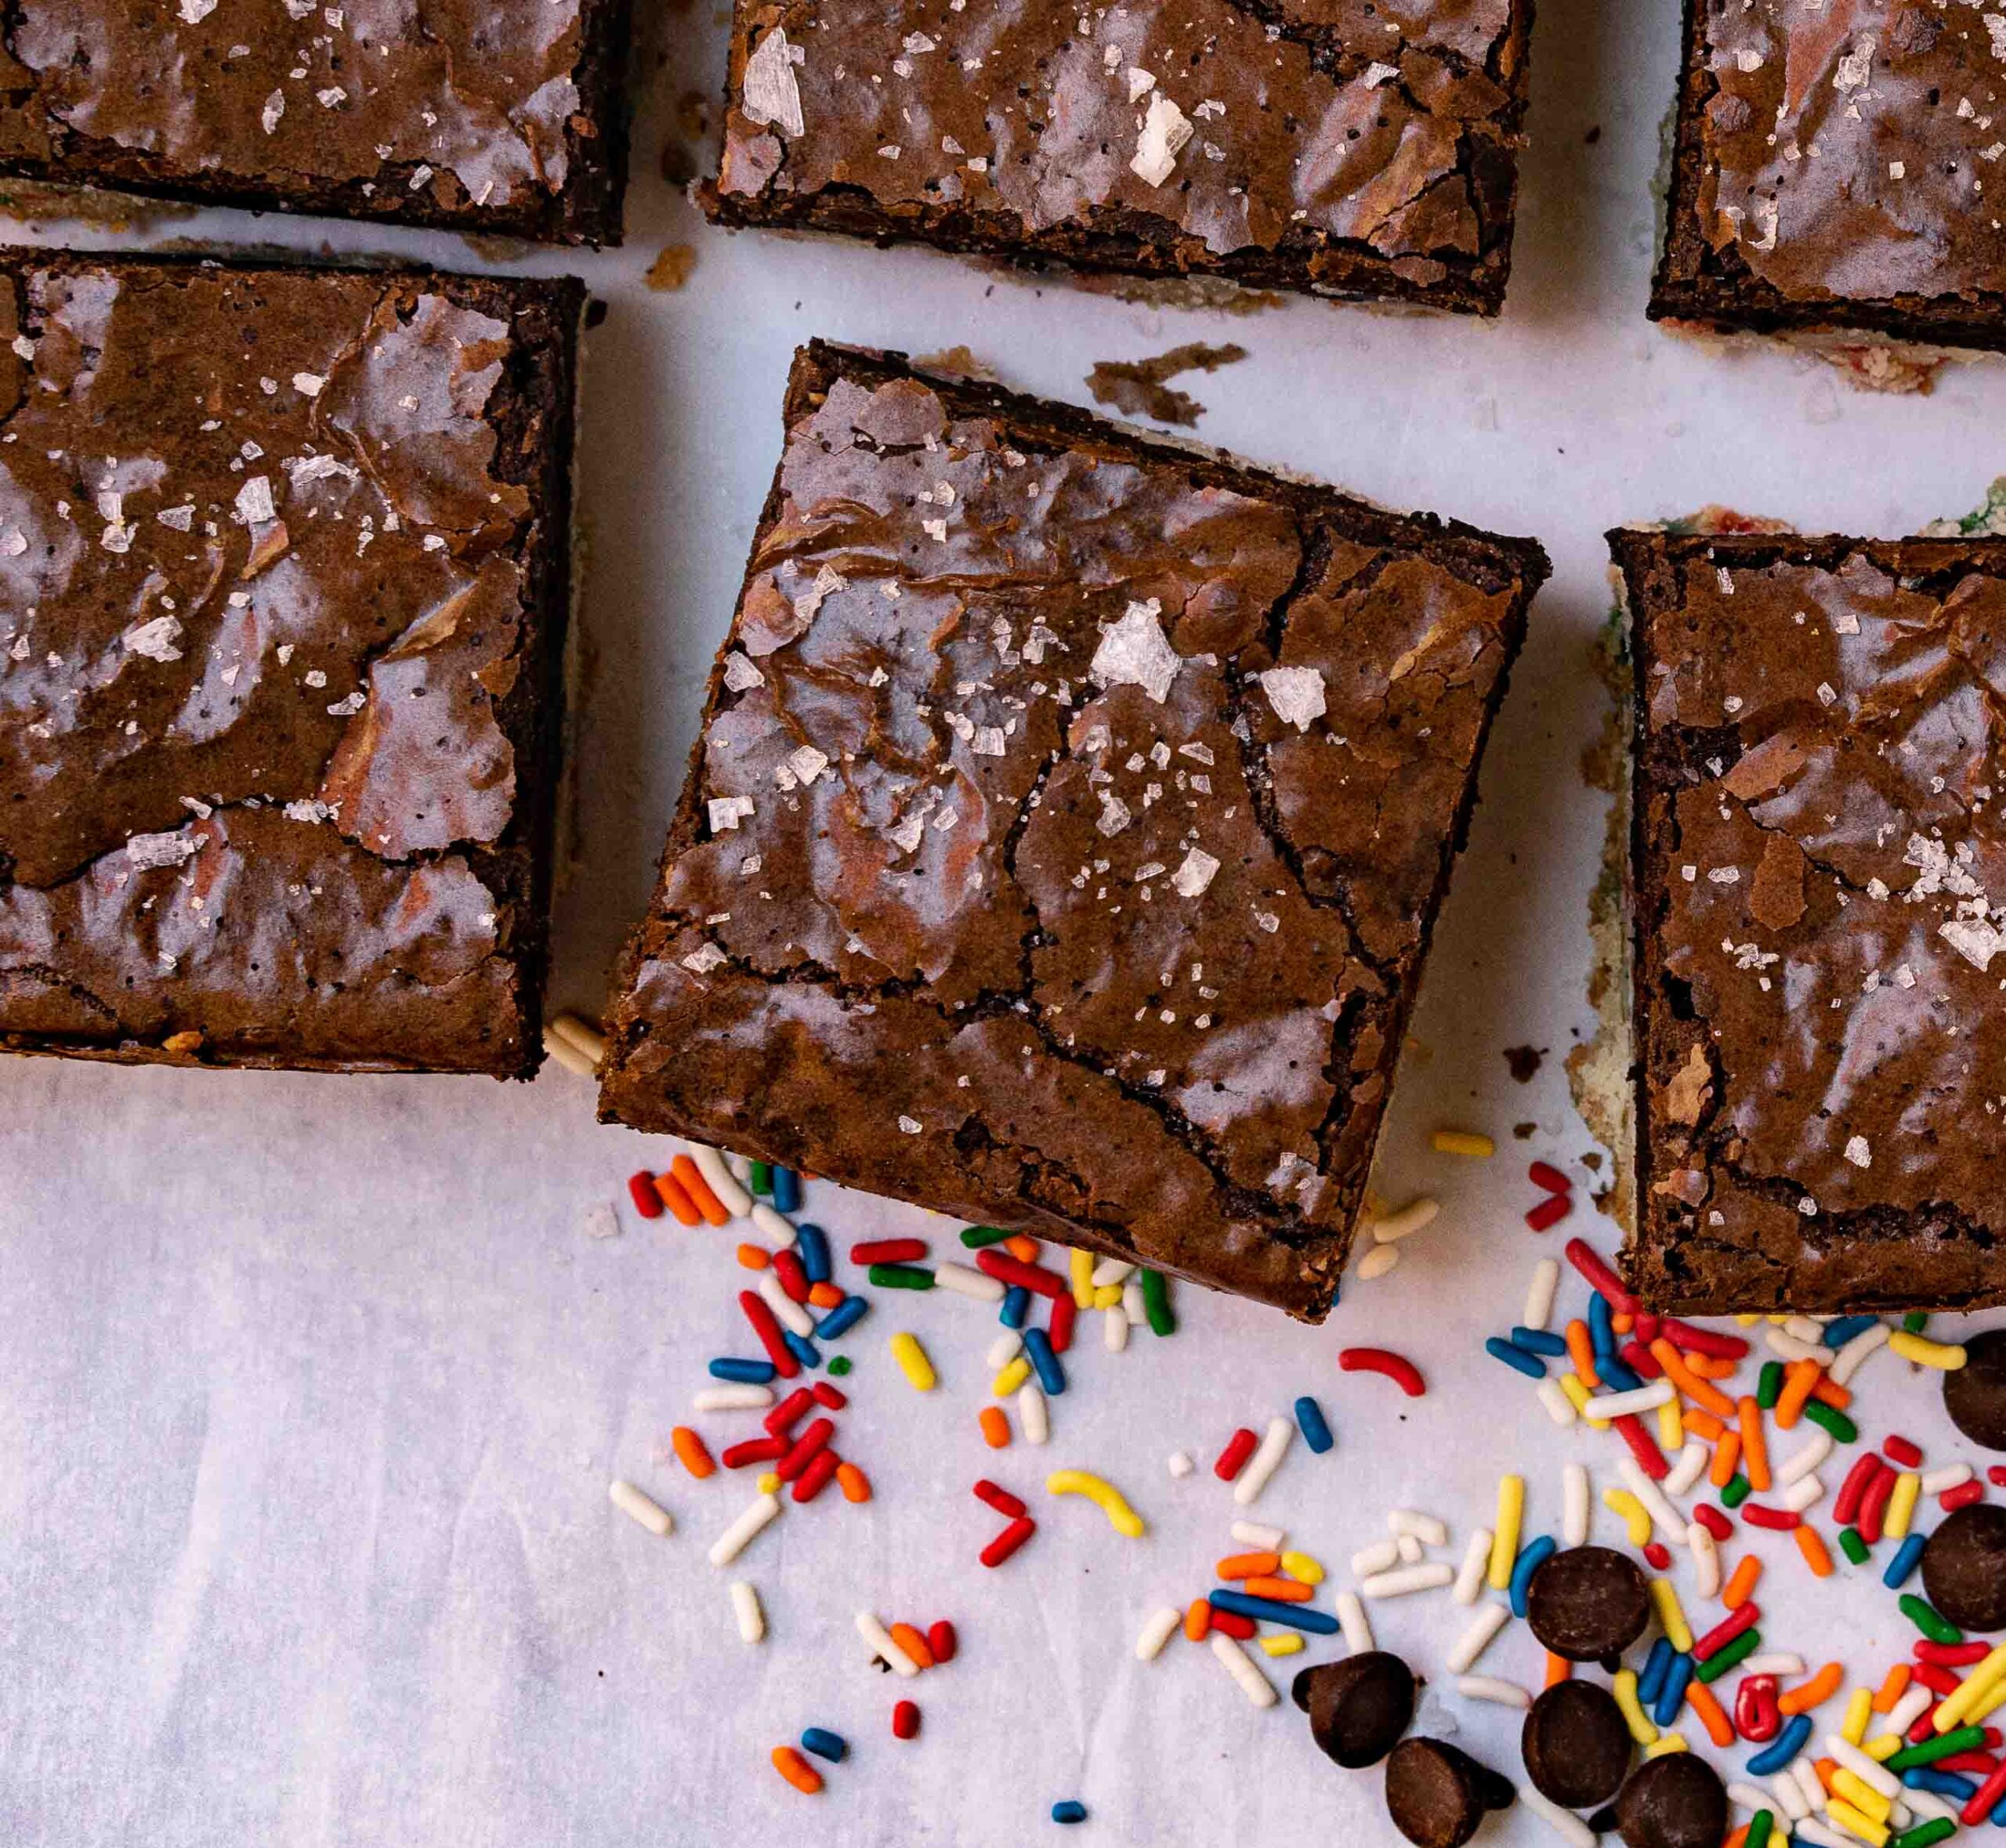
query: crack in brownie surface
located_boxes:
[600,343,1544,1316]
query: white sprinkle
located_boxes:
[1104,1306,1129,1352]
[608,1479,672,1536]
[1090,1257,1135,1288]
[758,1270,814,1338]
[1371,1197,1439,1244]
[1524,1257,1561,1330]
[1452,1528,1494,1604]
[1352,1538,1401,1578]
[987,1332,1023,1369]
[693,1385,773,1413]
[1446,1601,1510,1674]
[1829,1322,1890,1385]
[740,27,806,136]
[1388,1509,1448,1546]
[1519,1784,1599,1848]
[1617,1455,1689,1547]
[1135,1606,1182,1662]
[1778,1429,1833,1487]
[1457,1675,1532,1710]
[1210,1630,1278,1707]
[687,1144,751,1217]
[1232,1520,1286,1550]
[1258,665,1327,731]
[1335,1589,1374,1653]
[731,1580,766,1644]
[856,1610,920,1676]
[1563,1464,1591,1547]
[1690,1521,1722,1599]
[1232,1418,1293,1507]
[1778,1473,1825,1513]
[1922,1463,1973,1495]
[1586,1380,1675,1421]
[1360,1561,1454,1598]
[933,1261,1005,1303]
[1018,1382,1049,1445]
[1356,1243,1400,1280]
[1537,1379,1577,1427]
[1166,1449,1195,1478]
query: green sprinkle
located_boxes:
[868,1263,935,1291]
[1801,1399,1858,1443]
[1721,1474,1751,1508]
[1903,1311,1929,1333]
[1838,1526,1870,1566]
[1889,1819,1957,1848]
[959,1225,1014,1249]
[1745,1810,1775,1848]
[1140,1268,1175,1336]
[827,1356,853,1377]
[1756,1360,1784,1409]
[1693,1626,1760,1683]
[1899,1594,1963,1645]
[1885,1723,1987,1771]
[749,1161,773,1197]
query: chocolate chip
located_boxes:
[1385,1738,1514,1848]
[1526,1546,1652,1662]
[1292,1652,1417,1768]
[1614,1752,1728,1848]
[1522,1678,1634,1808]
[1944,1329,2006,1452]
[1921,1503,2006,1633]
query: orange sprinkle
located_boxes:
[670,1426,715,1479]
[1184,1598,1212,1643]
[889,1622,934,1669]
[1545,1652,1573,1687]
[1773,1360,1820,1431]
[1722,1553,1763,1611]
[806,1281,843,1309]
[1687,1678,1734,1748]
[1811,1759,1838,1796]
[737,1242,772,1270]
[1653,1339,1737,1419]
[1566,1318,1601,1390]
[1874,1663,1913,1713]
[654,1169,703,1228]
[1811,1376,1852,1412]
[1685,1407,1726,1441]
[1738,1397,1772,1492]
[773,1745,823,1794]
[1794,1525,1834,1581]
[1613,1312,1635,1336]
[1710,1429,1743,1491]
[1004,1235,1041,1264]
[1216,1551,1281,1582]
[1687,1352,1738,1380]
[670,1154,730,1226]
[835,1462,871,1504]
[978,1405,1010,1449]
[1726,1828,1750,1848]
[1242,1576,1314,1603]
[1779,1663,1845,1719]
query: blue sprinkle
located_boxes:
[1823,1314,1881,1349]
[1636,1636,1675,1707]
[1903,1767,1978,1802]
[1510,1326,1570,1357]
[770,1167,802,1214]
[1508,1534,1556,1618]
[1000,1286,1030,1330]
[1884,1532,1928,1591]
[709,1356,777,1383]
[1023,1325,1066,1396]
[1599,1357,1643,1393]
[783,1329,820,1369]
[1052,1800,1088,1825]
[1486,1336,1545,1380]
[1294,1395,1335,1455]
[795,1222,831,1286]
[1208,1590,1341,1636]
[813,1296,867,1341]
[1588,1290,1617,1359]
[1745,1712,1812,1777]
[1653,1651,1694,1730]
[799,1726,847,1763]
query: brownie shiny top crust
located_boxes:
[710,0,1530,307]
[0,256,578,1074]
[1620,530,2006,1311]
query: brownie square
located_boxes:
[1613,527,2006,1313]
[0,251,583,1077]
[1653,0,2006,353]
[701,1,1537,315]
[599,342,1547,1317]
[0,0,632,244]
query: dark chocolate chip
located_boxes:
[1526,1546,1652,1662]
[1614,1752,1727,1848]
[1522,1678,1634,1808]
[1921,1503,2006,1633]
[1385,1738,1515,1848]
[1945,1329,2006,1452]
[1294,1652,1418,1769]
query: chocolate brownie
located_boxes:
[0,0,632,244]
[0,251,582,1077]
[598,342,1546,1317]
[1652,0,2006,353]
[1613,527,2006,1312]
[701,1,1537,315]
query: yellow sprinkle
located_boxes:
[756,1471,781,1495]
[1559,1372,1606,1428]
[1432,1129,1495,1159]
[992,1356,1031,1398]
[1487,1475,1523,1590]
[1613,1668,1659,1746]
[1968,1676,2006,1726]
[1602,1488,1652,1548]
[1864,1734,1902,1761]
[1259,1633,1305,1658]
[1831,1769,1891,1823]
[889,1331,936,1392]
[1649,1579,1693,1654]
[1069,1247,1095,1310]
[1280,1550,1325,1586]
[1643,1733,1689,1758]
[1933,1643,2006,1732]
[1885,1471,1921,1542]
[1046,1469,1145,1538]
[1735,1314,1762,1326]
[1657,1394,1684,1452]
[1841,1687,1874,1747]
[1825,1799,1890,1847]
[1092,1284,1124,1309]
[1888,1332,1967,1370]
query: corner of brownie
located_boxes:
[599,342,1548,1317]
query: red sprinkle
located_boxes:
[850,1238,928,1265]
[1621,1340,1664,1381]
[1338,1348,1427,1397]
[1884,1435,1925,1469]
[974,1250,1066,1300]
[1634,1312,1662,1344]
[1736,1673,1782,1743]
[772,1248,813,1304]
[892,1700,921,1741]
[1937,1750,2001,1777]
[927,1620,957,1665]
[1911,1703,1946,1741]
[1048,1291,1077,1355]
[1913,1663,1962,1698]
[720,1436,788,1470]
[973,1479,1027,1520]
[1943,1480,1986,1512]
[1990,1466,2006,1491]
[739,1289,799,1380]
[1215,1428,1260,1481]
[1209,1609,1257,1640]
[1917,1640,1994,1667]
[791,1448,840,1503]
[1961,1758,2006,1827]
[1740,1504,1801,1532]
[1528,1161,1572,1195]
[1859,1463,1897,1546]
[764,1387,816,1436]
[775,1417,835,1483]
[1613,1413,1670,1481]
[1659,1319,1750,1361]
[811,1381,848,1410]
[1693,1503,1733,1541]
[1693,1601,1762,1662]
[1643,1542,1671,1571]
[980,1516,1037,1568]
[627,1171,665,1219]
[1525,1195,1571,1232]
[1834,1452,1881,1527]
[1564,1239,1639,1316]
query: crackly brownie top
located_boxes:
[716,0,1521,279]
[0,0,588,222]
[622,355,1529,1300]
[1691,0,2006,305]
[0,259,549,1065]
[1638,544,2006,1261]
